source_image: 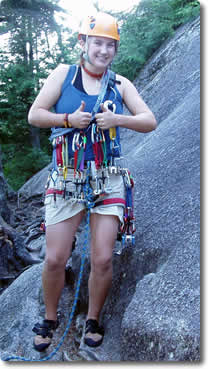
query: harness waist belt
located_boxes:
[90,198,126,208]
[46,189,73,196]
[46,189,125,207]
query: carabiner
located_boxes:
[72,132,80,152]
[91,123,97,144]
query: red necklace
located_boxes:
[82,64,104,79]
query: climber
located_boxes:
[28,12,157,351]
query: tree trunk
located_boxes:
[0,145,10,222]
[29,125,41,149]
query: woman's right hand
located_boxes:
[69,101,92,129]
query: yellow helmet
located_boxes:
[78,13,120,41]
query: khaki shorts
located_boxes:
[44,166,125,227]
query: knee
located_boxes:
[45,253,67,273]
[91,254,112,275]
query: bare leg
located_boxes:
[42,211,84,321]
[85,213,119,343]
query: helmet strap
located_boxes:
[82,35,94,65]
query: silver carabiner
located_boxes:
[91,123,97,144]
[72,132,80,152]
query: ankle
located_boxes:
[45,312,58,321]
[86,315,99,322]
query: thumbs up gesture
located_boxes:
[78,100,86,112]
[69,100,92,129]
[95,103,116,130]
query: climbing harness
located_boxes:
[46,67,135,242]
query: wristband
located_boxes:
[63,113,72,128]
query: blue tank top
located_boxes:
[53,64,123,161]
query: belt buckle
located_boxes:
[108,166,118,174]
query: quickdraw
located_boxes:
[72,130,87,176]
[55,136,64,166]
[109,132,120,174]
[71,131,88,202]
[91,123,107,170]
[120,169,136,245]
[62,135,68,180]
[51,135,70,202]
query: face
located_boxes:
[86,36,116,69]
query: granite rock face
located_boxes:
[118,16,200,361]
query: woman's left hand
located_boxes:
[95,103,116,130]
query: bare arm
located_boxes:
[96,75,157,133]
[28,64,69,128]
[28,64,92,129]
[117,76,157,132]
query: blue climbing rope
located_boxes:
[2,163,94,362]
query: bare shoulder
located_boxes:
[115,73,137,98]
[47,63,71,84]
[31,64,72,109]
[115,73,151,115]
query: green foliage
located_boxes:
[2,144,51,190]
[0,0,80,189]
[112,0,200,80]
[0,63,35,144]
[170,0,200,28]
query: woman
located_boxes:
[28,12,157,351]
